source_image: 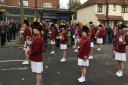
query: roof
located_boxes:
[123,0,128,5]
[78,0,128,9]
[96,14,123,21]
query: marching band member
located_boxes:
[77,29,91,82]
[73,24,82,52]
[22,19,31,64]
[114,27,128,77]
[96,24,105,51]
[49,24,57,54]
[88,22,96,59]
[29,19,45,85]
[60,26,68,62]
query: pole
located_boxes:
[105,0,109,28]
[69,0,71,24]
[35,0,37,18]
[20,0,24,25]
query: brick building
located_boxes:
[0,0,71,23]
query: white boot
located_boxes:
[60,58,66,62]
[50,51,55,54]
[89,56,93,60]
[78,76,86,82]
[97,48,101,51]
[116,70,123,77]
[22,60,29,65]
[74,49,78,52]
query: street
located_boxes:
[0,44,128,85]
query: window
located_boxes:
[19,0,28,7]
[123,5,128,13]
[97,4,103,13]
[43,3,52,8]
[9,10,17,14]
[23,0,28,6]
[113,5,116,11]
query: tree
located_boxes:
[68,0,81,11]
[68,0,81,20]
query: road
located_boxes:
[0,44,128,85]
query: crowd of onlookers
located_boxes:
[0,19,21,46]
[0,18,127,47]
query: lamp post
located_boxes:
[69,0,72,24]
[35,0,37,18]
[105,0,109,28]
[20,0,24,25]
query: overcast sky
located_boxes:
[60,0,88,9]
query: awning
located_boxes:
[96,14,108,21]
[96,14,123,21]
[0,9,6,12]
[108,15,123,21]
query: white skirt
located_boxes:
[115,52,126,61]
[96,38,103,44]
[51,40,55,45]
[78,58,89,67]
[90,42,94,48]
[60,44,67,50]
[31,61,43,73]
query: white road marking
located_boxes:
[1,67,28,71]
[0,60,25,63]
[0,60,29,71]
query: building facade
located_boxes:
[77,0,128,27]
[0,0,71,23]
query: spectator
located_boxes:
[9,19,17,41]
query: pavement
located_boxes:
[0,44,128,85]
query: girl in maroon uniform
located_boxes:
[60,26,68,62]
[29,27,45,85]
[96,24,105,51]
[88,22,96,59]
[22,20,32,65]
[73,24,82,52]
[49,24,57,54]
[77,29,91,82]
[114,27,128,77]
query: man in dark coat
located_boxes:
[0,21,7,46]
[9,19,16,41]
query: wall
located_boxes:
[77,5,99,26]
[108,4,122,16]
[123,13,128,21]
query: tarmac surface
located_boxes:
[0,44,128,85]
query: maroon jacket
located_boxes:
[78,36,91,60]
[49,28,57,40]
[96,27,105,38]
[60,31,68,44]
[89,27,96,42]
[75,27,82,37]
[23,27,31,41]
[115,32,128,53]
[29,33,44,62]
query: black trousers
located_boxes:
[7,32,10,42]
[10,31,16,40]
[1,34,6,46]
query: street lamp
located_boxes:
[20,0,24,25]
[35,0,37,18]
[105,0,109,28]
[69,0,72,24]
